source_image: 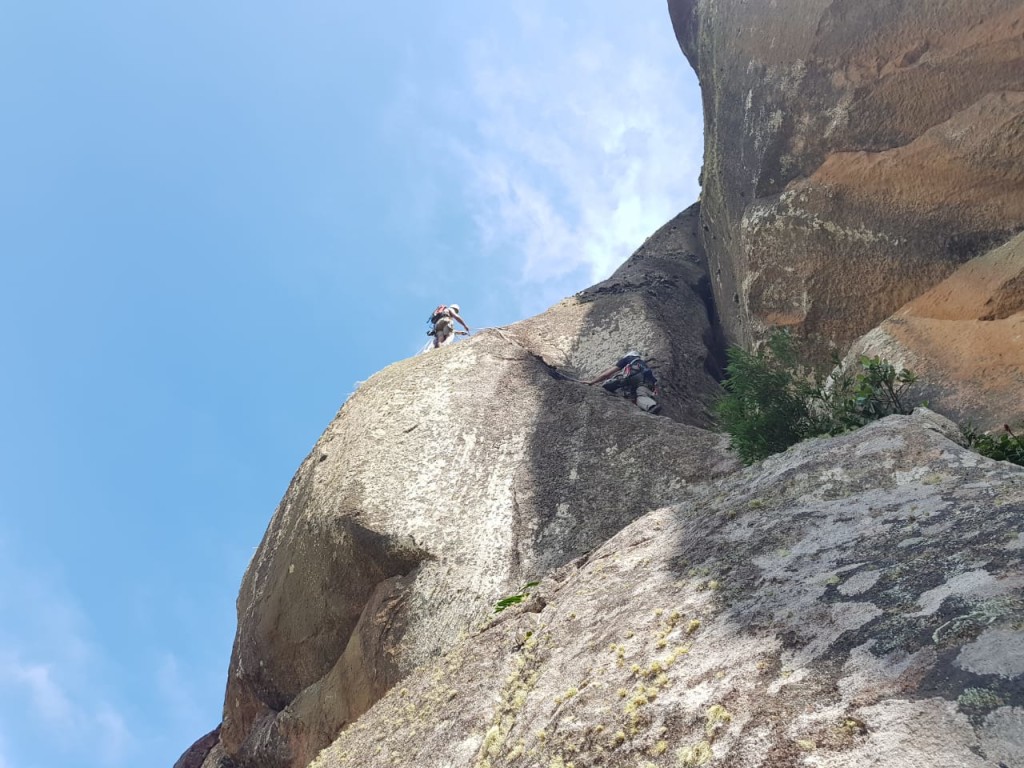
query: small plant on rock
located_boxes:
[494,581,540,613]
[826,355,918,429]
[964,424,1024,467]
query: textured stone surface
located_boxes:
[194,204,735,768]
[669,0,1024,360]
[174,728,219,768]
[847,231,1024,430]
[311,411,1024,768]
[513,205,726,427]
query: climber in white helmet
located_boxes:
[427,303,471,348]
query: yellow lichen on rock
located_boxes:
[677,740,713,767]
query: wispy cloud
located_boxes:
[0,536,135,767]
[157,652,205,735]
[96,705,131,765]
[449,5,703,313]
[0,651,136,765]
[0,658,74,725]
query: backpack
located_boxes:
[428,305,448,325]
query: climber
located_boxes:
[427,303,471,348]
[587,352,661,414]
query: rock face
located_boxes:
[513,206,727,427]
[200,204,736,768]
[310,411,1024,768]
[174,728,219,768]
[669,0,1024,360]
[848,231,1024,431]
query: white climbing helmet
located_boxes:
[449,304,461,314]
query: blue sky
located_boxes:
[0,3,702,766]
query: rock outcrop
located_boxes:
[194,205,736,768]
[513,206,727,427]
[311,410,1024,768]
[669,0,1024,360]
[848,231,1024,431]
[174,727,220,768]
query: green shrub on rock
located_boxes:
[715,331,814,464]
[834,355,918,426]
[964,425,1024,467]
[717,330,918,464]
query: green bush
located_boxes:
[818,354,918,434]
[716,330,918,464]
[964,425,1024,467]
[715,331,814,464]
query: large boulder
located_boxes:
[311,410,1024,768]
[669,0,1024,360]
[198,204,737,768]
[848,231,1024,431]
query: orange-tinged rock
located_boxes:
[669,0,1024,359]
[849,232,1024,430]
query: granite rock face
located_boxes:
[513,206,727,427]
[848,231,1024,431]
[194,204,735,768]
[669,0,1024,360]
[311,411,1024,768]
[173,728,219,768]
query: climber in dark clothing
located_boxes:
[587,352,661,413]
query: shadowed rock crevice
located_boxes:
[694,270,728,382]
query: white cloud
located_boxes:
[1,658,74,725]
[0,652,135,764]
[157,653,204,735]
[0,537,135,766]
[448,4,703,313]
[95,705,132,765]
